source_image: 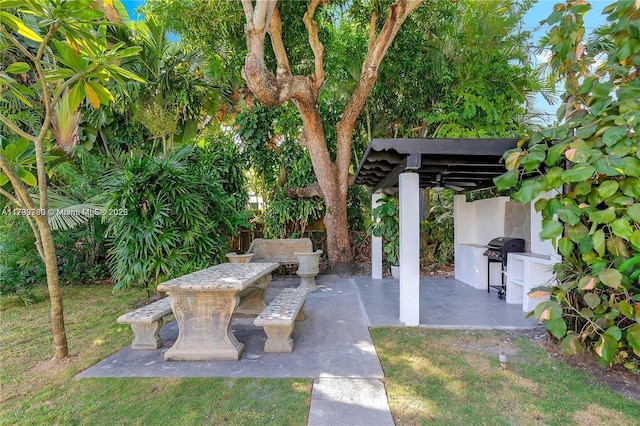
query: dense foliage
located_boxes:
[494,0,640,371]
[103,146,243,292]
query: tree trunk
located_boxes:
[35,215,68,359]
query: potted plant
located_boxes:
[368,195,400,278]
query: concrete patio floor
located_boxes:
[355,276,540,328]
[77,274,541,426]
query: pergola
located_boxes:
[354,138,520,325]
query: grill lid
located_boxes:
[485,237,525,252]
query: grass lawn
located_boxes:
[372,328,640,425]
[0,285,311,425]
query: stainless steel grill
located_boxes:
[483,237,525,299]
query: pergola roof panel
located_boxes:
[354,138,520,192]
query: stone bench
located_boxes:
[117,298,173,350]
[245,238,313,267]
[254,288,309,353]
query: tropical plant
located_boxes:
[369,194,400,267]
[102,146,240,293]
[493,0,640,371]
[0,0,143,359]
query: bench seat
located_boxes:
[254,288,309,353]
[117,298,172,350]
[246,238,313,267]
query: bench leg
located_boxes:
[236,274,271,316]
[130,321,163,350]
[262,323,295,352]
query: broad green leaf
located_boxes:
[543,167,564,189]
[594,156,622,176]
[611,218,633,240]
[5,62,30,74]
[0,173,7,186]
[622,157,640,177]
[594,333,617,363]
[592,229,606,257]
[0,12,42,42]
[514,179,544,203]
[546,142,568,166]
[540,219,563,240]
[627,204,640,222]
[575,123,597,139]
[605,326,622,341]
[597,180,619,198]
[0,0,29,8]
[561,333,585,356]
[575,181,591,196]
[627,324,640,353]
[522,149,546,172]
[558,237,573,257]
[598,268,622,289]
[568,223,589,243]
[630,230,640,248]
[16,167,36,186]
[563,164,595,182]
[544,318,567,339]
[617,300,634,319]
[602,126,627,146]
[556,205,581,225]
[589,207,616,224]
[68,83,85,112]
[621,177,640,198]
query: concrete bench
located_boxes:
[245,238,313,267]
[254,288,309,353]
[117,298,172,350]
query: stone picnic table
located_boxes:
[157,262,280,361]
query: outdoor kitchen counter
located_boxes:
[157,262,280,361]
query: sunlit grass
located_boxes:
[0,285,311,425]
[372,328,640,425]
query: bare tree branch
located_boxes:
[267,6,292,78]
[241,0,254,23]
[303,0,325,92]
[335,0,424,193]
[285,174,356,199]
[0,113,37,143]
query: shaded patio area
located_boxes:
[355,276,540,328]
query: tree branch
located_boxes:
[0,113,38,142]
[303,0,325,92]
[335,0,423,192]
[241,0,254,23]
[0,27,36,62]
[267,6,292,78]
[285,174,356,199]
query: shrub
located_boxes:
[103,146,241,292]
[494,1,640,371]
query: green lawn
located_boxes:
[0,286,311,425]
[371,328,640,425]
[2,285,639,425]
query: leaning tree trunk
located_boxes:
[36,215,68,359]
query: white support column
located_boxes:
[371,192,383,279]
[399,172,420,326]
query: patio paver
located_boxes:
[355,276,541,328]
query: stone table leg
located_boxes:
[164,290,244,361]
[236,274,272,316]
